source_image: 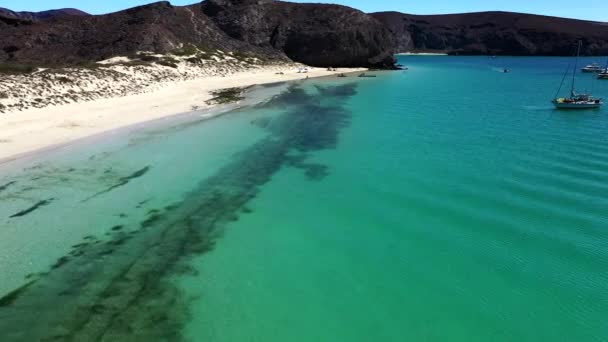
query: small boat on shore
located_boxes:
[552,41,602,109]
[358,73,377,78]
[581,63,602,73]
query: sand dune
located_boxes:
[0,56,363,162]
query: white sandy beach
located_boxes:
[0,64,363,162]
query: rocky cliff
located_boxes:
[371,11,608,56]
[4,1,607,69]
[0,0,396,68]
[201,0,397,68]
[0,2,280,66]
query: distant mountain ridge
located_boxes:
[371,11,608,56]
[0,7,88,22]
[2,1,608,70]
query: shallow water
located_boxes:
[1,57,607,341]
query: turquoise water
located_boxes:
[1,57,608,341]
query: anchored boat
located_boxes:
[552,41,602,109]
[553,95,602,109]
[597,57,608,80]
[581,63,603,73]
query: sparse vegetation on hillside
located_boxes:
[157,60,178,68]
[139,54,159,62]
[0,63,35,74]
[171,45,198,56]
[205,87,250,105]
[0,50,290,114]
[56,76,72,84]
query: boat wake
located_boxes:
[491,67,511,73]
[522,105,554,111]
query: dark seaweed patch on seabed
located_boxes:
[9,198,55,218]
[0,181,16,193]
[0,166,122,202]
[82,166,151,202]
[0,281,36,307]
[0,83,357,342]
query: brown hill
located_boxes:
[4,2,605,69]
[0,0,396,68]
[201,0,397,67]
[0,7,88,22]
[0,2,277,66]
[371,11,608,55]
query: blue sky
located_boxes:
[2,0,607,21]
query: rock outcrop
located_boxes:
[371,11,608,56]
[0,2,281,66]
[5,1,606,69]
[0,0,396,68]
[201,0,397,68]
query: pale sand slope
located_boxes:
[0,66,364,162]
[396,52,448,56]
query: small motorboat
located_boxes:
[358,73,377,78]
[503,68,510,73]
[337,73,347,78]
[581,63,602,72]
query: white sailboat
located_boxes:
[552,41,602,109]
[597,57,608,80]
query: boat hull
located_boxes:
[552,101,602,109]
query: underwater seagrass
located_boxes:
[0,82,358,342]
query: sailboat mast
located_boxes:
[572,40,581,96]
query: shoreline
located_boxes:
[396,52,448,56]
[0,100,242,167]
[0,65,364,163]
